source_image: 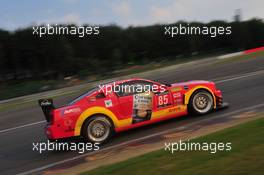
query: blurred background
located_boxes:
[0,0,264,100]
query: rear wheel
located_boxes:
[82,116,113,144]
[188,90,214,115]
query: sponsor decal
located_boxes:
[168,106,182,113]
[64,108,81,115]
[104,99,113,107]
[157,94,169,107]
[89,96,96,102]
[172,92,182,104]
[168,107,177,113]
[132,93,153,124]
[175,99,183,105]
[171,87,182,92]
[40,100,52,106]
[173,92,182,98]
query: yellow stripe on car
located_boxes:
[74,106,131,136]
[151,105,187,119]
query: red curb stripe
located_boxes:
[244,46,264,54]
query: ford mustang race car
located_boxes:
[39,78,228,143]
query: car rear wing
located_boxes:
[38,99,55,123]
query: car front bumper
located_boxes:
[215,90,229,110]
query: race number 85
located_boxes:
[158,94,168,106]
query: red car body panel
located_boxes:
[39,78,224,140]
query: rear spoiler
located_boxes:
[38,99,55,122]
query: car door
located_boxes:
[116,92,134,120]
[115,80,154,124]
[152,87,174,119]
[154,90,173,109]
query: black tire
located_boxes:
[82,116,113,144]
[188,90,214,115]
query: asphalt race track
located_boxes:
[0,56,263,175]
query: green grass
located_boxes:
[81,118,264,175]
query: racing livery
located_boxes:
[39,78,228,143]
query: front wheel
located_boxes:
[82,116,113,144]
[188,90,214,115]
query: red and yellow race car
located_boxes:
[39,78,228,143]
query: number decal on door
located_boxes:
[158,94,169,106]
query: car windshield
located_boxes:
[69,87,98,105]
